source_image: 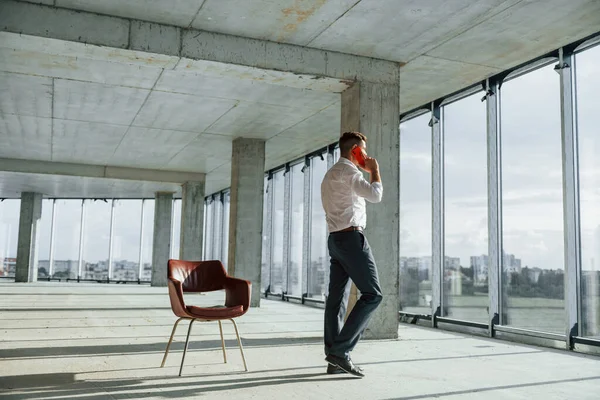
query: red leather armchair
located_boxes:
[160,260,251,376]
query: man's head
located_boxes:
[339,131,367,164]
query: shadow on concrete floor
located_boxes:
[1,370,352,399]
[0,336,324,359]
[3,369,600,400]
[383,375,600,400]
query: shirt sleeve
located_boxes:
[349,170,383,203]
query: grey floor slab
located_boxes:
[0,282,599,399]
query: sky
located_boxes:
[400,43,600,271]
[1,44,599,274]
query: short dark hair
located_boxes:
[339,131,367,155]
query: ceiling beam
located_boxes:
[0,158,205,184]
[0,0,400,85]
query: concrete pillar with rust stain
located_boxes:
[340,81,400,339]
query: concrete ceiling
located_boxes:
[38,0,600,113]
[0,31,345,196]
[0,171,183,199]
[2,0,600,197]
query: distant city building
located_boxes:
[400,256,432,281]
[504,253,522,274]
[37,259,151,281]
[470,255,489,284]
[469,252,522,284]
[445,256,460,271]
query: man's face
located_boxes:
[358,140,367,154]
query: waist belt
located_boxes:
[332,226,363,234]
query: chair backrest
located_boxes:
[167,260,227,293]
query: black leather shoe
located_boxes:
[327,363,363,375]
[326,364,346,374]
[325,354,365,378]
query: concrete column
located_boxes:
[151,192,173,287]
[341,81,400,339]
[228,138,265,307]
[15,192,42,282]
[179,181,205,260]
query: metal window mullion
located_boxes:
[557,48,581,349]
[269,179,277,288]
[431,102,443,326]
[169,199,175,259]
[107,199,115,280]
[138,199,145,280]
[218,196,224,259]
[302,160,312,297]
[265,176,274,291]
[486,79,503,336]
[206,198,214,260]
[48,199,56,277]
[202,198,207,260]
[77,199,86,279]
[283,167,292,294]
[170,199,177,259]
[212,196,222,260]
[221,192,229,266]
[217,194,223,261]
[204,199,210,259]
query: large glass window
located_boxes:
[576,43,600,338]
[500,63,565,333]
[0,199,20,278]
[222,191,230,269]
[261,176,270,292]
[211,195,223,262]
[112,200,142,282]
[204,197,214,260]
[171,199,182,259]
[308,153,329,299]
[140,199,154,281]
[37,199,53,279]
[81,199,111,281]
[270,169,285,294]
[399,113,432,314]
[288,162,305,296]
[53,200,82,279]
[442,93,489,323]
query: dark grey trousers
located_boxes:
[324,231,383,359]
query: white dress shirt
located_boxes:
[320,157,383,233]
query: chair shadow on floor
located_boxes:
[0,370,352,400]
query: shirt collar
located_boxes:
[338,157,358,171]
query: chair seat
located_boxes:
[186,304,244,319]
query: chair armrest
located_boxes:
[224,277,251,312]
[168,279,188,317]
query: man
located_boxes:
[321,131,383,378]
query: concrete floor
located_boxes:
[0,282,599,399]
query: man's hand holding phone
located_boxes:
[362,157,379,174]
[352,145,381,184]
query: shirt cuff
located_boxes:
[372,182,383,190]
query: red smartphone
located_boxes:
[351,146,367,168]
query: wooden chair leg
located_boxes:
[218,320,227,363]
[179,319,196,376]
[230,319,248,372]
[161,317,184,368]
